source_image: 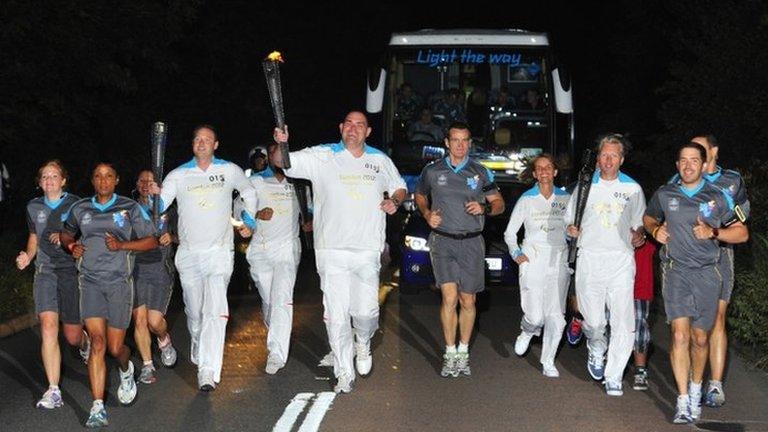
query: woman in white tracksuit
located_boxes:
[504,154,571,377]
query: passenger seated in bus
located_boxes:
[431,88,466,124]
[490,87,516,112]
[408,108,444,143]
[395,83,423,122]
[519,89,544,110]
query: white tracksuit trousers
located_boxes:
[518,244,570,365]
[575,250,635,382]
[246,238,301,365]
[316,249,381,379]
[175,246,233,383]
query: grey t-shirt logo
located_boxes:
[668,197,679,211]
[437,174,447,186]
[699,201,716,217]
[82,212,93,225]
[467,175,479,190]
[113,210,128,228]
[36,210,47,224]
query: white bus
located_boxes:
[366,29,575,185]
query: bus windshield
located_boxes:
[386,47,551,176]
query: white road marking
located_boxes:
[272,392,314,432]
[297,392,337,432]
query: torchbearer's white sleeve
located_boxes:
[284,146,329,182]
[229,164,257,228]
[505,197,528,258]
[382,156,407,195]
[629,187,647,230]
[159,170,179,213]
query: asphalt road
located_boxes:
[1,252,767,431]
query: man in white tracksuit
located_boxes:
[246,142,310,375]
[504,154,570,378]
[153,124,257,391]
[566,134,646,396]
[273,111,406,394]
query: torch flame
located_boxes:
[266,51,284,63]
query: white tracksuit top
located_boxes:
[161,157,257,250]
[249,172,301,248]
[285,142,406,252]
[504,184,570,257]
[565,171,646,254]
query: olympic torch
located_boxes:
[150,121,167,225]
[263,51,290,169]
[567,148,596,265]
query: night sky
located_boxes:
[1,0,766,227]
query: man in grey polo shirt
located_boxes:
[644,141,748,424]
[415,121,504,378]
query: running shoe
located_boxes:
[440,352,458,378]
[355,341,372,376]
[587,350,605,381]
[689,385,702,420]
[704,380,725,408]
[159,336,177,368]
[117,361,137,405]
[79,330,91,365]
[36,387,63,409]
[85,402,108,428]
[566,316,583,345]
[138,363,157,384]
[265,354,284,375]
[542,362,560,378]
[198,369,216,392]
[605,379,623,396]
[672,395,693,424]
[455,352,471,377]
[514,331,534,356]
[633,369,648,391]
[334,373,354,394]
[317,352,334,367]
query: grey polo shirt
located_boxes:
[134,199,176,265]
[26,193,80,270]
[416,157,499,235]
[63,194,154,282]
[646,180,736,268]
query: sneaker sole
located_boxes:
[632,385,648,391]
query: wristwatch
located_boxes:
[483,202,493,214]
[711,227,719,239]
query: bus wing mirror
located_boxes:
[366,68,386,114]
[552,68,573,114]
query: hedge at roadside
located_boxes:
[0,231,34,322]
[730,161,768,368]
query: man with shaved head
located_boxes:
[274,111,406,394]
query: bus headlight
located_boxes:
[404,235,430,251]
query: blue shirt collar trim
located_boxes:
[44,192,68,210]
[704,166,723,182]
[91,194,118,212]
[679,179,706,198]
[445,156,469,173]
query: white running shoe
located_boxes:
[265,354,284,375]
[542,362,560,378]
[440,352,458,378]
[159,336,177,368]
[198,369,216,392]
[334,374,354,394]
[317,351,334,367]
[85,401,108,428]
[79,330,91,365]
[689,386,702,420]
[514,332,534,356]
[605,379,623,396]
[36,387,63,409]
[117,361,137,405]
[138,363,157,384]
[355,342,372,376]
[455,352,471,377]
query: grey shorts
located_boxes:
[79,276,134,330]
[133,261,174,314]
[428,232,485,294]
[718,246,734,302]
[34,266,80,324]
[661,261,721,331]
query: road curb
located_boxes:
[0,313,36,338]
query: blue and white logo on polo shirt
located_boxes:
[113,210,128,228]
[699,200,716,218]
[467,175,479,190]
